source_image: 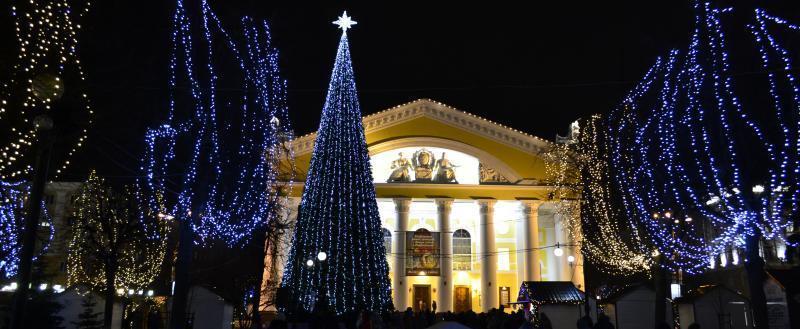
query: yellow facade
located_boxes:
[270,99,583,313]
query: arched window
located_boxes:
[453,229,472,271]
[382,228,392,254]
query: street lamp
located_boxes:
[11,73,61,329]
[317,251,327,262]
[306,259,314,268]
[553,243,564,257]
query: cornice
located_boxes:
[290,99,553,156]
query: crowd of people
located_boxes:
[267,306,701,329]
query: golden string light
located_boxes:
[0,0,93,179]
[67,172,169,292]
[545,115,652,276]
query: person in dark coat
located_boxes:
[576,315,593,329]
[592,314,614,329]
[403,307,414,329]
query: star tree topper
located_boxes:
[333,11,357,32]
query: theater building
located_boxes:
[265,99,583,313]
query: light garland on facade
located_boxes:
[607,3,799,274]
[67,172,169,292]
[140,0,293,247]
[281,13,393,315]
[0,0,93,179]
[0,180,54,278]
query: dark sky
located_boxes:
[4,1,799,181]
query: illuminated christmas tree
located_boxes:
[281,12,392,314]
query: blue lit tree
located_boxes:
[609,3,800,327]
[0,181,53,280]
[281,13,392,315]
[140,1,292,328]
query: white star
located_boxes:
[333,11,357,32]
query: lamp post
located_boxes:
[650,209,694,327]
[11,73,60,329]
[744,184,769,329]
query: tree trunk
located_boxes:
[746,232,769,329]
[170,217,194,329]
[581,249,591,318]
[250,229,270,329]
[652,255,668,328]
[104,261,117,329]
[10,129,51,329]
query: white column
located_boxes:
[436,199,454,313]
[478,199,498,312]
[392,198,411,311]
[554,214,567,281]
[520,201,542,281]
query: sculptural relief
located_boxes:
[479,163,509,183]
[386,148,461,184]
[387,152,412,182]
[412,148,435,182]
[433,152,458,183]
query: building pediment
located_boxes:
[286,99,554,189]
[291,99,552,157]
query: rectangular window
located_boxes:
[453,233,471,271]
[498,248,510,271]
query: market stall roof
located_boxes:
[599,284,652,304]
[517,281,585,305]
[673,284,746,304]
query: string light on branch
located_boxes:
[545,115,652,277]
[0,0,94,179]
[67,172,169,293]
[0,180,54,278]
[141,0,294,247]
[607,2,800,274]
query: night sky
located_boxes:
[3,1,799,181]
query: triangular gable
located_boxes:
[291,99,552,157]
[288,99,554,183]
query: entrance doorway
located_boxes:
[454,285,472,313]
[413,285,431,312]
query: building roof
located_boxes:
[517,281,585,305]
[767,269,800,290]
[674,284,747,304]
[599,284,652,304]
[282,99,567,199]
[290,98,553,157]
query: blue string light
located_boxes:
[281,13,392,314]
[140,0,292,247]
[608,2,799,274]
[0,181,54,278]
